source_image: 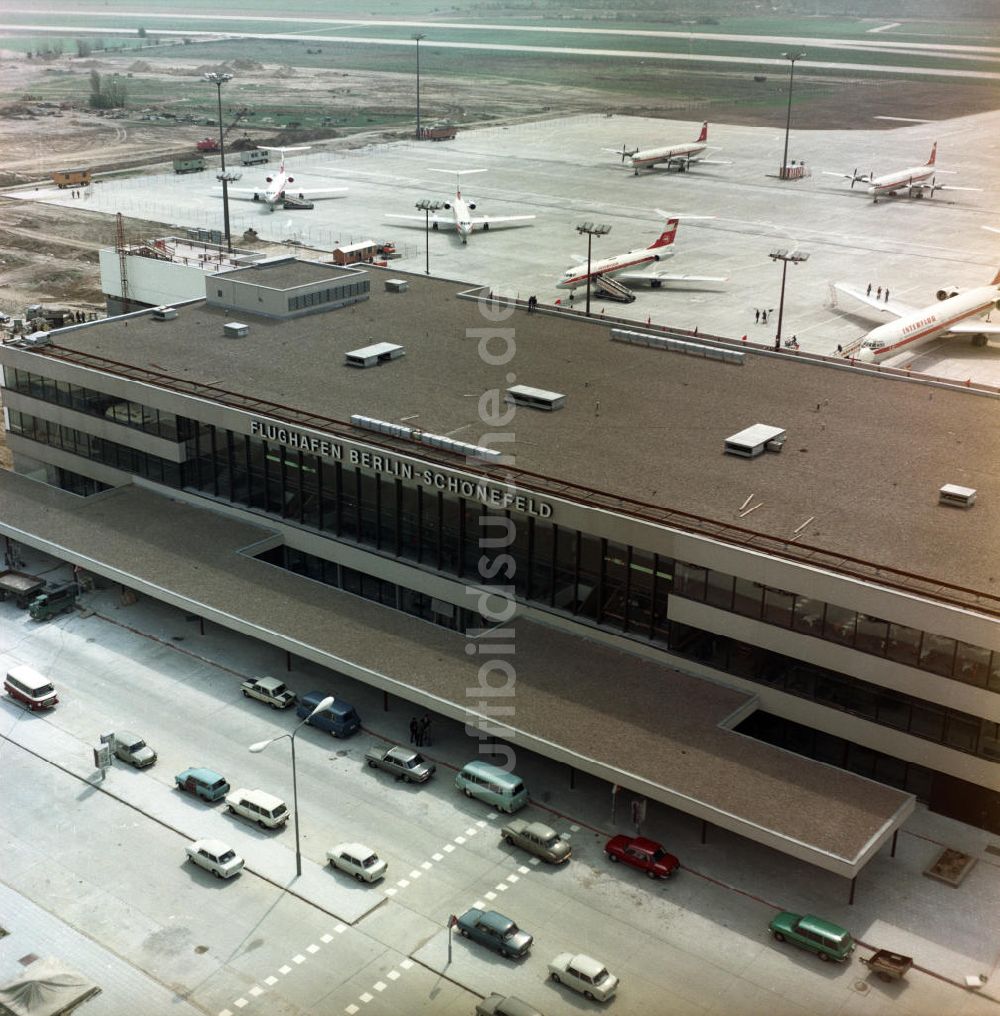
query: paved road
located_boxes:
[1,573,999,1015]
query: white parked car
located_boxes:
[225,788,289,829]
[185,838,244,879]
[548,953,619,1002]
[326,842,387,883]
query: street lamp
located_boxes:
[413,34,426,140]
[249,693,334,877]
[779,52,805,180]
[769,248,809,349]
[203,71,237,252]
[575,222,611,317]
[415,198,444,275]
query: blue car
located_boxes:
[456,908,533,959]
[297,691,361,738]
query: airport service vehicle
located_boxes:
[456,909,533,959]
[173,156,205,174]
[768,912,855,962]
[500,819,571,863]
[557,216,725,293]
[225,788,289,829]
[297,691,361,737]
[185,838,244,879]
[365,743,436,782]
[226,147,347,211]
[475,995,545,1016]
[824,142,980,203]
[606,122,726,175]
[241,676,296,708]
[4,665,58,711]
[386,169,535,244]
[836,268,1000,363]
[326,843,387,882]
[112,731,157,768]
[604,834,679,879]
[548,953,619,1001]
[195,138,220,152]
[28,583,77,621]
[175,767,230,802]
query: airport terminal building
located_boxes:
[3,255,999,882]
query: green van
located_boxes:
[768,912,855,962]
[455,760,528,813]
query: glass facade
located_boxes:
[7,379,1000,771]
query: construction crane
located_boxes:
[115,212,131,314]
[224,106,249,137]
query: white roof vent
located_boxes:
[152,306,177,321]
[725,424,786,458]
[939,484,976,508]
[345,342,405,368]
[20,331,50,347]
[224,321,249,338]
[385,279,408,294]
[505,385,566,411]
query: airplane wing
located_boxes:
[692,158,732,166]
[615,271,728,286]
[947,320,1000,335]
[833,282,914,318]
[385,213,454,229]
[469,214,535,228]
[286,187,348,198]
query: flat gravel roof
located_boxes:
[0,474,912,876]
[34,266,1000,597]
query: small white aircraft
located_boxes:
[556,214,727,290]
[386,169,534,244]
[605,123,727,176]
[226,147,347,211]
[823,143,980,203]
[835,270,1000,363]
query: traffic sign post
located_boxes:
[631,797,647,835]
[611,783,620,825]
[447,914,457,965]
[92,742,112,781]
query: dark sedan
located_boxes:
[456,908,533,959]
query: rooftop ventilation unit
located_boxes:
[506,384,566,411]
[611,328,744,365]
[345,342,405,368]
[350,414,500,462]
[224,321,249,338]
[725,424,786,458]
[385,279,408,294]
[939,484,976,508]
[151,306,178,321]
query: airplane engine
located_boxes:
[651,253,662,261]
[265,176,273,183]
[288,176,294,183]
[936,287,961,301]
[468,201,477,210]
[443,201,452,210]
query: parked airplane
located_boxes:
[605,123,727,175]
[836,270,1000,362]
[386,169,535,243]
[226,147,347,211]
[823,143,980,203]
[556,215,726,290]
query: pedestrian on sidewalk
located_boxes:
[866,283,872,296]
[420,713,432,747]
[884,288,890,302]
[755,308,760,324]
[409,717,419,744]
[877,286,882,299]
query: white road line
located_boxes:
[346,1006,359,1015]
[248,986,263,998]
[387,970,401,981]
[400,959,414,970]
[485,891,497,900]
[868,22,901,33]
[278,965,291,975]
[321,934,334,944]
[335,924,347,934]
[374,981,387,992]
[432,852,444,861]
[307,943,320,954]
[421,861,432,870]
[384,886,397,896]
[264,976,278,986]
[292,954,306,964]
[233,1002,248,1011]
[443,844,455,853]
[359,991,373,1002]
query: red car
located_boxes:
[604,835,679,879]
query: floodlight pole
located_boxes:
[414,34,426,140]
[780,52,805,180]
[205,71,234,251]
[576,222,611,318]
[769,249,809,349]
[416,198,444,275]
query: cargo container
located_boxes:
[173,156,206,174]
[240,149,269,166]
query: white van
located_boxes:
[4,665,58,711]
[225,788,289,829]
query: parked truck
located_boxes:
[419,123,458,142]
[173,156,206,174]
[28,583,78,622]
[0,570,46,608]
[50,168,92,189]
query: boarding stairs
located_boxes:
[595,274,636,303]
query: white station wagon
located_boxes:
[548,952,619,1002]
[326,842,387,883]
[185,838,244,879]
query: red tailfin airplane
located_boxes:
[824,143,980,203]
[605,123,728,176]
[226,147,347,211]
